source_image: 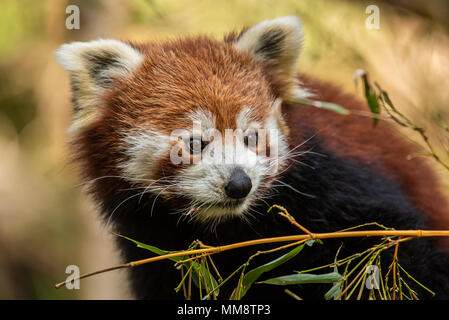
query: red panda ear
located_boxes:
[55,39,143,134]
[233,16,309,100]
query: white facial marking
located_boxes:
[121,130,170,182]
[236,107,258,130]
[119,110,289,226]
[176,106,289,224]
[189,108,216,132]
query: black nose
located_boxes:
[225,169,252,199]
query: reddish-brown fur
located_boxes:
[73,34,449,248]
[58,23,449,299]
[75,37,277,185]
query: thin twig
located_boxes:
[284,289,302,300]
[268,204,315,238]
[392,240,400,300]
[54,264,129,289]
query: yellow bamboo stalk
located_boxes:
[54,229,449,289]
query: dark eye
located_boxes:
[187,137,207,155]
[244,131,258,148]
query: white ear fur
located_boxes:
[55,39,143,134]
[56,39,142,76]
[234,16,310,100]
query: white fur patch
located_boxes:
[236,107,261,131]
[234,16,310,100]
[55,39,143,134]
[189,108,216,132]
[121,130,171,182]
[56,39,143,77]
[176,106,289,223]
[117,111,289,225]
[234,16,303,59]
[265,111,289,173]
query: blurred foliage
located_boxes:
[0,72,36,134]
[0,1,44,56]
[0,0,448,299]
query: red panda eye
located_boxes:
[187,137,207,155]
[244,131,258,148]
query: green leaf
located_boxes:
[317,101,351,115]
[354,70,380,126]
[238,243,307,298]
[364,86,380,126]
[262,272,342,286]
[118,234,219,297]
[324,245,343,300]
[287,98,350,115]
[191,259,220,299]
[117,234,181,260]
[324,281,342,300]
[373,82,410,128]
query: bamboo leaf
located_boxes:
[287,97,350,115]
[325,245,343,300]
[118,234,219,297]
[324,281,342,300]
[354,69,380,126]
[192,259,220,299]
[238,243,307,298]
[117,234,180,260]
[262,272,342,285]
[364,84,380,120]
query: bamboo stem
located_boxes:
[54,264,129,289]
[268,205,315,238]
[392,241,400,300]
[54,229,449,289]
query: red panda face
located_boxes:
[56,16,308,225]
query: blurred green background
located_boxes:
[0,0,448,299]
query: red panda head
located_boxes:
[56,16,308,225]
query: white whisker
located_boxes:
[274,179,316,198]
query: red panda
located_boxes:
[56,16,449,299]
